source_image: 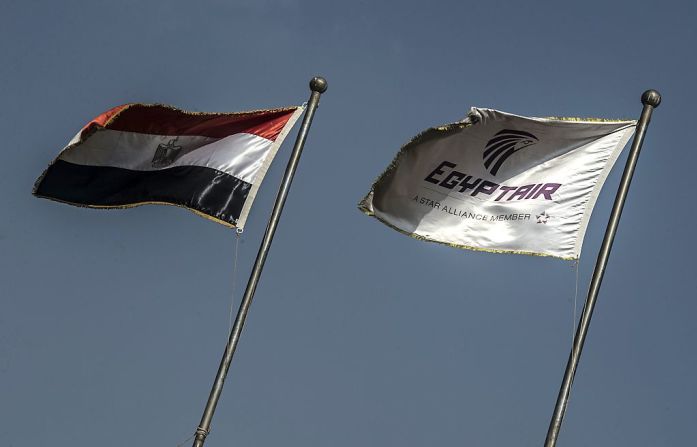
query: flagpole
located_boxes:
[543,89,661,447]
[192,76,327,447]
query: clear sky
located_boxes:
[2,1,696,446]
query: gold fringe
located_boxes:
[103,103,299,127]
[33,193,238,229]
[545,116,635,123]
[358,207,578,261]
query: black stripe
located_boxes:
[34,160,251,226]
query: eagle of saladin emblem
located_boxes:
[152,137,184,168]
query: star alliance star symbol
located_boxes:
[536,211,550,224]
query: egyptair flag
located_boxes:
[359,107,636,260]
[34,103,303,228]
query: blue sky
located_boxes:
[2,1,696,446]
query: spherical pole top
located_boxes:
[641,89,661,108]
[310,76,328,94]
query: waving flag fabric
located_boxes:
[359,108,636,260]
[34,104,303,228]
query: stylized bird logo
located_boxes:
[483,129,539,176]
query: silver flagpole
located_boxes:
[543,89,661,447]
[192,77,328,447]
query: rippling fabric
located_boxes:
[36,161,252,226]
[34,103,304,228]
[359,108,636,260]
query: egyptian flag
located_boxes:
[34,103,304,228]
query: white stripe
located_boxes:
[174,134,273,184]
[235,106,305,228]
[59,129,274,184]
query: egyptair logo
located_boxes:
[152,137,183,168]
[483,129,538,176]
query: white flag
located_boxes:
[359,108,636,260]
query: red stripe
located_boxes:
[98,104,297,140]
[78,104,130,139]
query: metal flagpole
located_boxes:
[543,89,661,447]
[192,76,328,447]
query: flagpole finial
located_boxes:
[641,89,661,108]
[310,76,328,94]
